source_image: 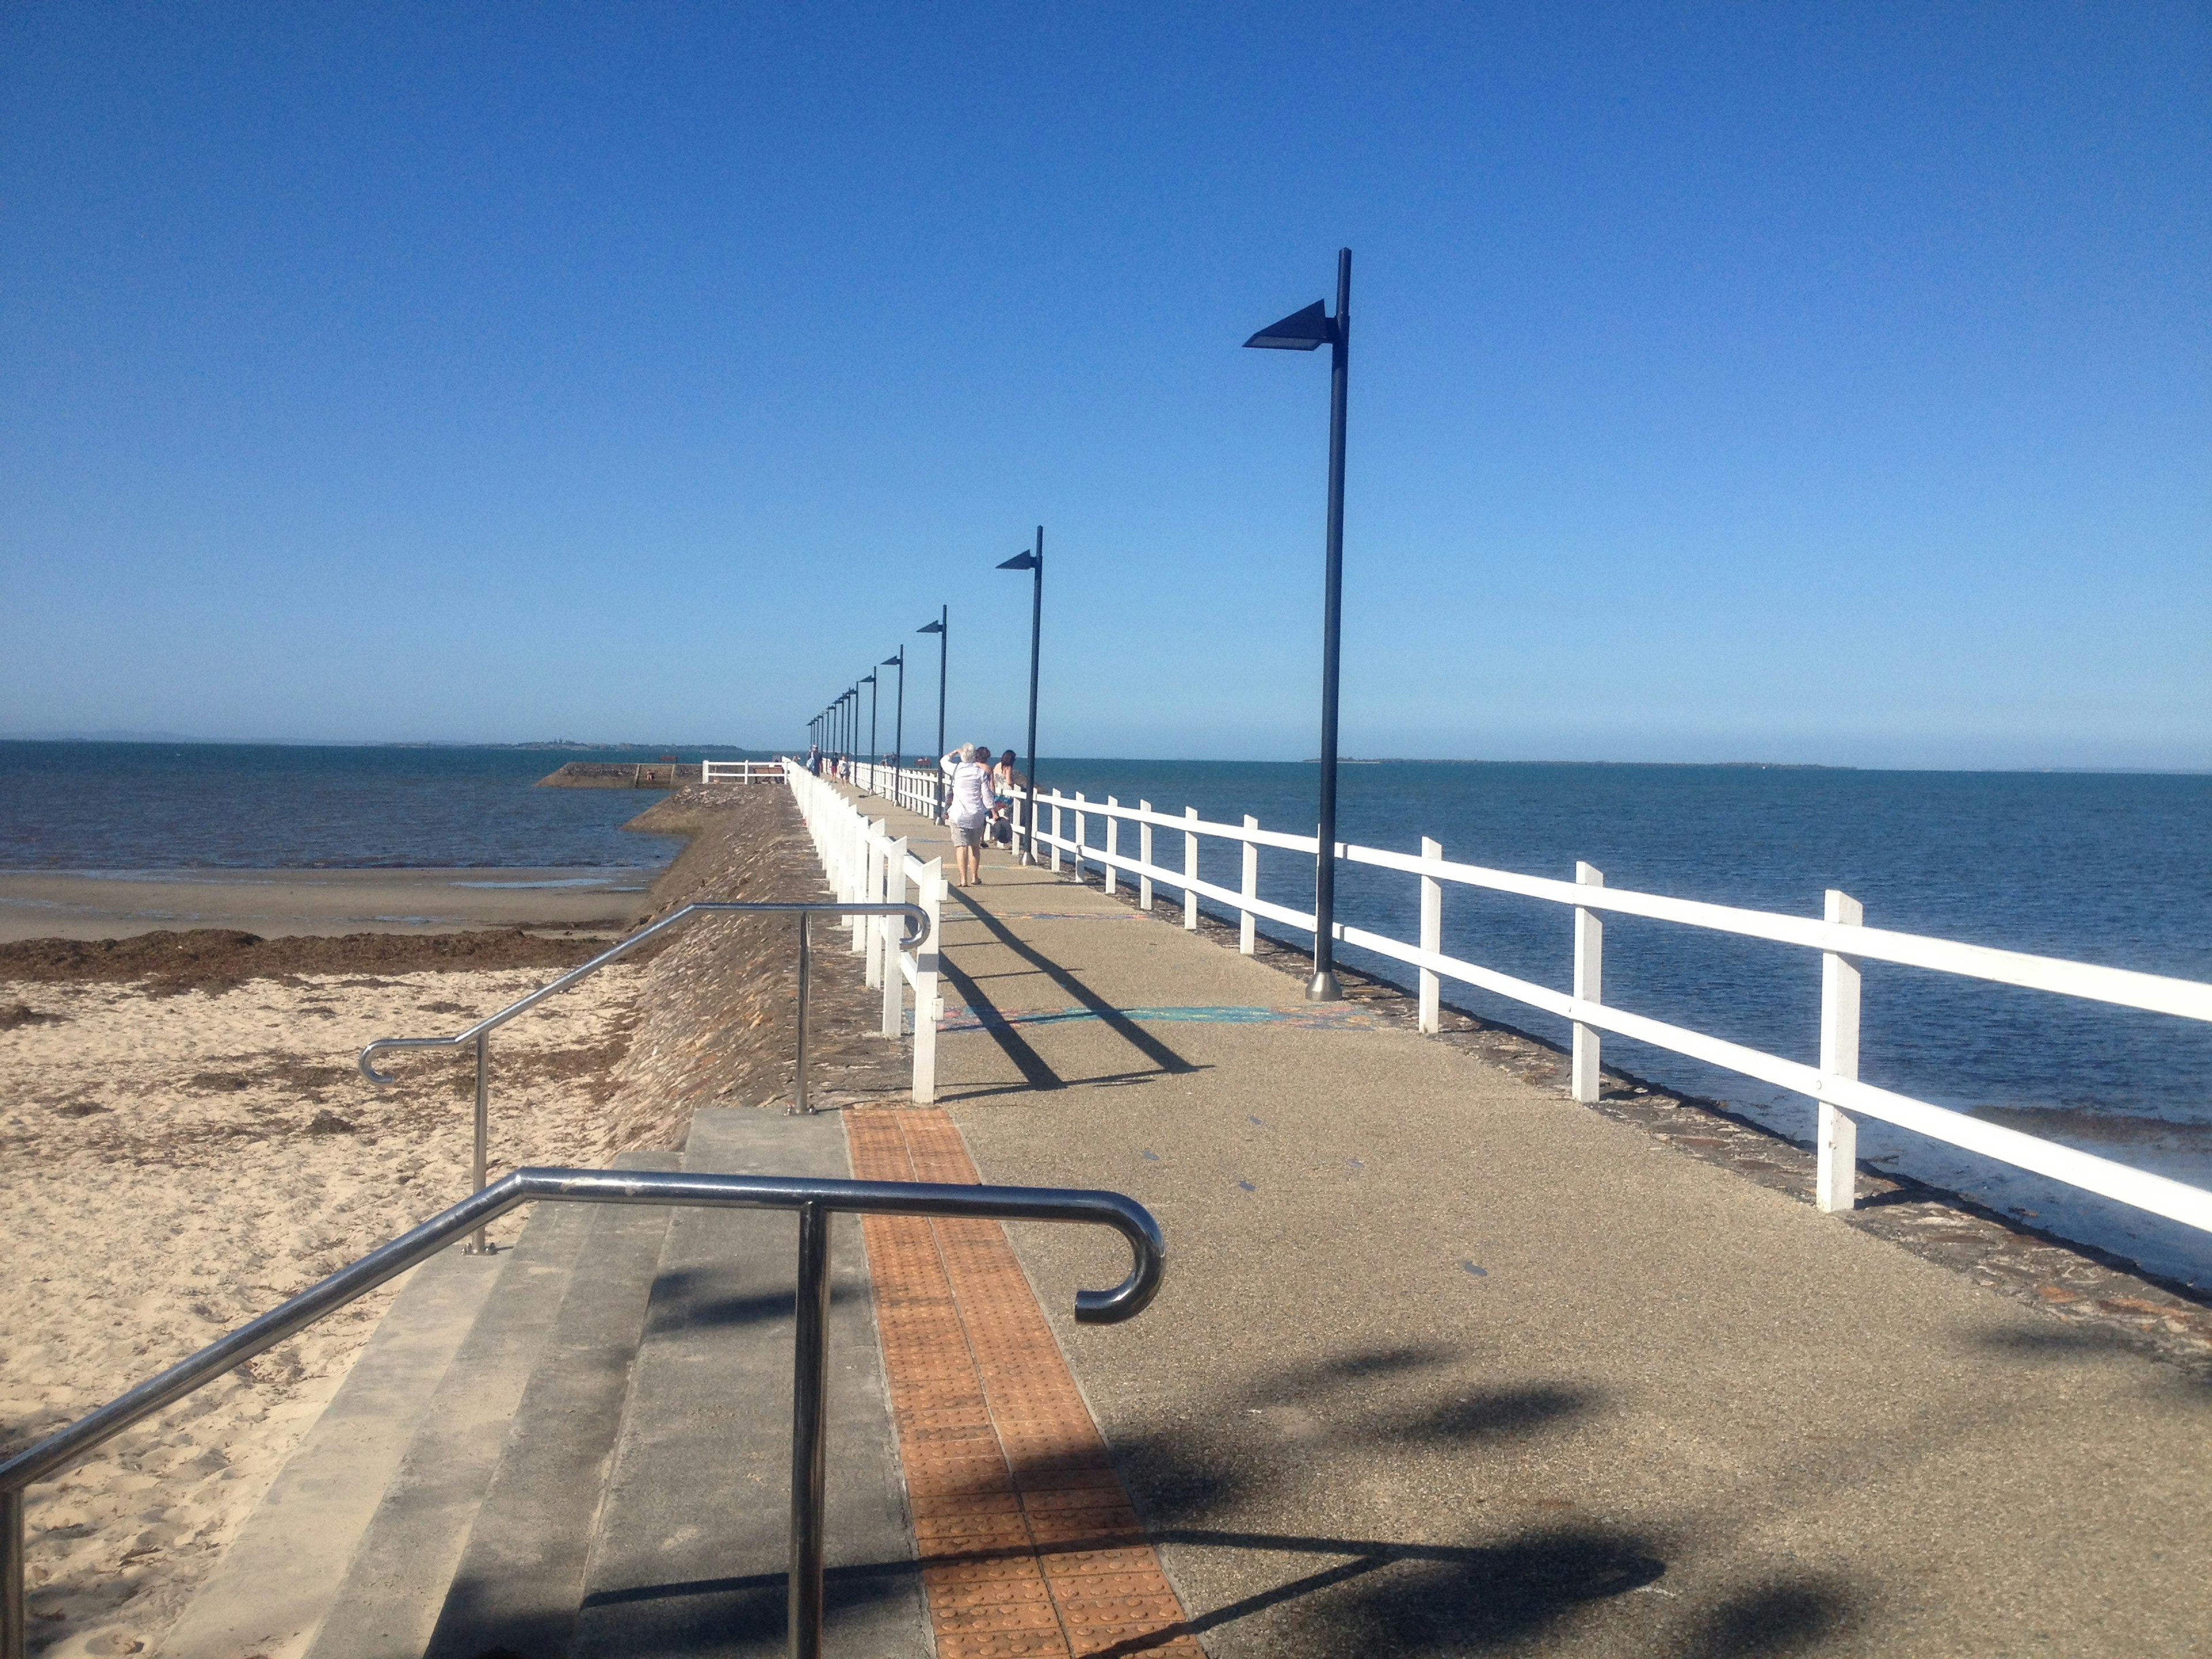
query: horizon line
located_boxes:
[3,734,2206,778]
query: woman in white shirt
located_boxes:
[940,743,998,887]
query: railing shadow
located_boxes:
[944,888,1199,1077]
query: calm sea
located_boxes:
[0,741,760,871]
[1043,759,2212,1290]
[5,742,2208,1287]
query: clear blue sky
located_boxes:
[3,3,2205,767]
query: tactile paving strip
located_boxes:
[848,1107,1204,1659]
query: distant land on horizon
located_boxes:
[2,737,2205,777]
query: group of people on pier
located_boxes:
[801,741,1025,888]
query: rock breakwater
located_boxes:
[597,783,911,1150]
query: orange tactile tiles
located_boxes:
[849,1107,1205,1659]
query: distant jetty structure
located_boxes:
[537,759,687,789]
[537,758,782,789]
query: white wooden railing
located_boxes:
[702,759,785,783]
[784,760,946,1103]
[1000,786,2212,1238]
[851,759,944,820]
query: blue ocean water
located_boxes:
[1040,760,2212,1289]
[0,741,764,870]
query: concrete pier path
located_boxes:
[858,788,2212,1656]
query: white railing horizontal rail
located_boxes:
[850,759,944,821]
[701,759,785,783]
[1000,783,2212,1240]
[1338,843,2212,1022]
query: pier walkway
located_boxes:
[849,785,2212,1655]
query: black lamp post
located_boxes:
[881,649,904,770]
[996,526,1044,865]
[918,607,946,815]
[1245,245,1352,1002]
[862,672,877,762]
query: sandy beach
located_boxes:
[0,868,657,944]
[0,785,869,1658]
[1,944,646,1659]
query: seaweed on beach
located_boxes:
[0,928,605,993]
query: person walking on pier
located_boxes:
[991,748,1021,848]
[941,743,998,887]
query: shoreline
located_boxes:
[0,866,661,943]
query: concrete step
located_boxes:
[296,1150,677,1659]
[570,1108,925,1659]
[156,1236,510,1659]
[419,1154,680,1659]
[300,1195,603,1659]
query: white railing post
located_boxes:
[863,832,885,989]
[1571,862,1604,1103]
[1074,793,1089,880]
[912,859,942,1104]
[1050,798,1063,873]
[849,820,869,953]
[1183,808,1199,930]
[1138,801,1154,911]
[881,838,907,1037]
[1819,889,1864,1213]
[1239,816,1259,955]
[1419,836,1443,1034]
[1104,798,1119,896]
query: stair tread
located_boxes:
[421,1151,680,1659]
[570,1108,926,1659]
[155,1230,509,1659]
[303,1195,600,1659]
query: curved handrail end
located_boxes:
[1071,1195,1166,1325]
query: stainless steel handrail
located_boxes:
[358,900,932,1252]
[0,1165,1163,1659]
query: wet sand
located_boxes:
[0,868,658,943]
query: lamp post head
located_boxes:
[997,551,1039,571]
[1243,298,1336,351]
[861,673,875,686]
[917,619,944,635]
[881,653,901,667]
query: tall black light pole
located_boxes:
[917,609,948,820]
[1245,245,1352,1002]
[862,672,878,762]
[996,526,1044,865]
[881,650,905,769]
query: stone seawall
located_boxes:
[596,783,911,1152]
[536,760,686,789]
